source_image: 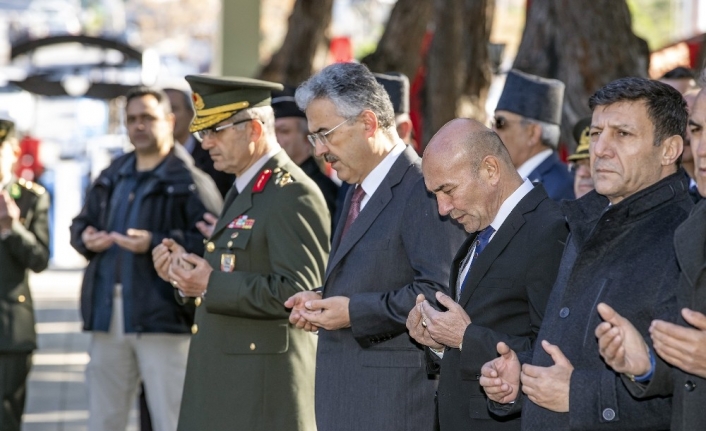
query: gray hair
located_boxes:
[295,62,396,131]
[233,106,277,141]
[525,119,560,150]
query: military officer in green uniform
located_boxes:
[152,76,330,431]
[0,112,49,431]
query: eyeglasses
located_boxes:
[196,118,253,141]
[491,116,526,131]
[307,118,352,148]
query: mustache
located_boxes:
[324,154,339,163]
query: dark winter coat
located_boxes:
[70,150,208,334]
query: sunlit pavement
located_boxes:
[23,269,138,431]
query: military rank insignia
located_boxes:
[253,169,272,193]
[228,215,255,230]
[274,167,294,187]
[221,253,236,272]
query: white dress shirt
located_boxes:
[357,141,406,210]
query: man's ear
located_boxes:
[481,155,501,185]
[359,110,379,140]
[249,118,264,142]
[396,120,413,142]
[661,135,684,167]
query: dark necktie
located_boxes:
[341,186,366,239]
[456,226,495,300]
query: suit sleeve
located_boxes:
[2,191,49,272]
[205,184,330,319]
[348,176,466,347]
[459,216,568,377]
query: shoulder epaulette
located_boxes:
[17,177,46,196]
[273,167,295,187]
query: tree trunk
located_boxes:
[360,0,433,79]
[513,0,649,150]
[257,0,334,85]
[423,0,494,146]
[459,0,494,121]
[424,0,464,145]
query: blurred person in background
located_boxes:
[374,72,414,146]
[568,117,593,199]
[0,111,49,431]
[493,69,574,201]
[70,87,210,431]
[683,89,702,202]
[272,85,339,219]
[164,87,235,197]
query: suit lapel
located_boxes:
[325,146,417,280]
[450,234,477,300]
[210,153,283,239]
[458,185,544,308]
[329,185,353,256]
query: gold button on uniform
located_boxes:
[249,343,256,351]
[18,295,25,303]
[227,241,233,248]
[191,324,198,334]
[194,297,202,307]
[206,242,215,253]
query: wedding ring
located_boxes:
[422,319,428,328]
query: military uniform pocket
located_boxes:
[221,322,289,355]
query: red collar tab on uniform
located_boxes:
[252,169,272,193]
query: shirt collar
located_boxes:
[488,179,534,235]
[235,144,282,193]
[517,148,553,179]
[358,141,406,209]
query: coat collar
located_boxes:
[674,199,706,287]
[456,184,549,307]
[527,151,560,180]
[210,150,290,238]
[325,146,418,279]
[562,170,691,246]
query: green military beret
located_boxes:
[184,75,284,132]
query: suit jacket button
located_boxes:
[194,297,202,307]
[250,343,256,351]
[559,307,570,318]
[602,408,615,421]
[18,295,26,303]
[685,380,696,392]
[191,324,198,334]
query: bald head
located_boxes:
[423,118,523,233]
[424,118,517,175]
